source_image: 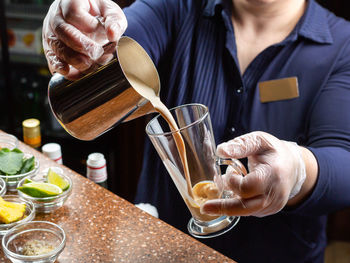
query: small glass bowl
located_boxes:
[0,195,35,236]
[0,154,40,192]
[0,134,18,150]
[17,167,73,213]
[2,221,66,263]
[0,177,7,196]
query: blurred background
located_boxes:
[0,1,350,261]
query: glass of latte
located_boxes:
[146,103,246,238]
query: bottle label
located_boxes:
[23,135,41,148]
[87,164,107,183]
[53,156,63,164]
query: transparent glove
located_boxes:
[201,131,306,217]
[42,0,127,79]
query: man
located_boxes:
[42,0,350,261]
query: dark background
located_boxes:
[0,0,349,242]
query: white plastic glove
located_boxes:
[42,0,127,79]
[201,131,306,217]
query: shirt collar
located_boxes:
[298,0,333,44]
[203,0,333,44]
[203,0,228,17]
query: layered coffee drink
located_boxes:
[189,181,221,221]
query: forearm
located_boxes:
[282,146,350,216]
[287,147,318,206]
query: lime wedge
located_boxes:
[17,182,63,197]
[23,178,33,184]
[47,169,70,191]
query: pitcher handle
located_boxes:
[216,158,247,199]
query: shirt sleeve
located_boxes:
[286,40,350,216]
[122,0,186,65]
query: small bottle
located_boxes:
[42,143,63,164]
[22,118,41,149]
[86,153,108,189]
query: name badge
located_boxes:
[258,77,299,103]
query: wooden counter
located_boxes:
[0,136,235,263]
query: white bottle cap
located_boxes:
[87,153,107,183]
[42,143,62,164]
[87,153,105,167]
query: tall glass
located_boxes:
[146,103,246,238]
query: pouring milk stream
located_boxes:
[124,73,195,200]
[124,72,221,221]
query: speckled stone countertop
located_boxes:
[0,136,236,263]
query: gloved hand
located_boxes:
[42,0,127,79]
[201,131,306,217]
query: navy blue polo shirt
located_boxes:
[124,0,350,262]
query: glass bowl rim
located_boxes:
[0,177,6,196]
[2,220,66,260]
[0,133,18,142]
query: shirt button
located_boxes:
[230,127,236,133]
[236,87,243,93]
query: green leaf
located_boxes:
[12,148,23,154]
[19,156,35,174]
[0,148,24,175]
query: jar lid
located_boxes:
[22,119,40,128]
[42,143,62,159]
[87,153,105,166]
[22,119,41,140]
